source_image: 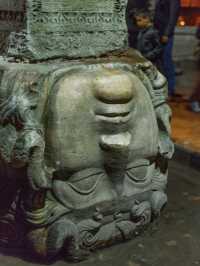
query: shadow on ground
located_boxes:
[0,160,199,266]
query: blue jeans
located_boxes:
[163,36,176,96]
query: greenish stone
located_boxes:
[0,1,24,54]
[0,50,173,261]
[7,0,128,60]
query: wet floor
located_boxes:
[0,160,200,266]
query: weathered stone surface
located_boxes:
[0,1,174,263]
[0,0,24,10]
[0,1,24,54]
[7,0,128,60]
[0,51,173,262]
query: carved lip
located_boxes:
[95,112,131,124]
[95,102,133,124]
[100,132,132,151]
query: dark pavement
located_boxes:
[0,160,199,266]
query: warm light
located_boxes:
[180,20,186,26]
[196,17,200,25]
[181,0,200,7]
[178,16,187,27]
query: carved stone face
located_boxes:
[45,67,159,209]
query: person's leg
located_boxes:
[163,36,176,96]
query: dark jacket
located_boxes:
[154,0,181,37]
[137,26,163,64]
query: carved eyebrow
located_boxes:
[126,159,150,170]
[66,168,105,183]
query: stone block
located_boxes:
[7,0,128,60]
[0,0,24,54]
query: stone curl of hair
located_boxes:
[0,69,52,190]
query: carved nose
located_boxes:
[93,74,134,104]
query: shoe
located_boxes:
[190,101,200,112]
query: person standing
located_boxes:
[154,0,181,98]
[127,0,152,48]
[134,10,163,71]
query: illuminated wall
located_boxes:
[179,0,200,26]
[181,0,200,7]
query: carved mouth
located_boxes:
[95,111,131,124]
[95,102,133,124]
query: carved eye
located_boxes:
[126,160,149,182]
